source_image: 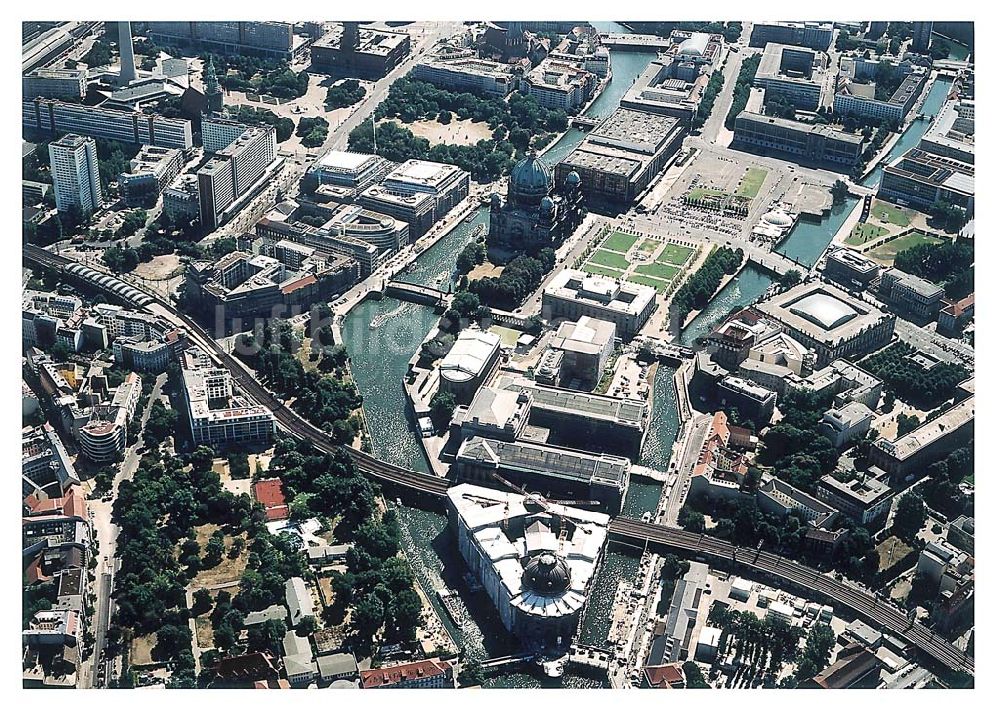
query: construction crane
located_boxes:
[488,472,599,512]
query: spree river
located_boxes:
[341,25,664,687]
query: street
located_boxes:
[82,371,168,688]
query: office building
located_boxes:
[22,68,87,100]
[920,98,974,164]
[323,203,410,252]
[48,134,102,216]
[308,149,392,194]
[718,375,777,426]
[834,60,928,124]
[24,98,193,149]
[179,348,275,446]
[947,516,975,555]
[542,269,656,340]
[738,110,865,169]
[869,395,974,478]
[255,213,387,277]
[77,373,141,464]
[749,21,835,52]
[184,249,357,321]
[818,401,874,449]
[753,282,895,366]
[438,328,502,403]
[549,316,616,385]
[754,43,831,111]
[878,268,945,322]
[202,116,252,154]
[817,471,894,526]
[359,159,470,237]
[520,57,597,112]
[454,436,631,514]
[148,21,296,60]
[119,145,184,207]
[556,108,686,206]
[756,476,839,527]
[937,293,974,337]
[910,22,934,53]
[487,151,585,252]
[412,56,518,97]
[879,148,974,213]
[311,23,411,79]
[447,483,609,654]
[198,124,278,229]
[162,174,201,222]
[824,248,881,289]
[360,659,454,689]
[22,424,80,501]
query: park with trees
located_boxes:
[673,246,744,324]
[235,317,363,443]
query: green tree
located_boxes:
[429,391,457,429]
[892,491,926,539]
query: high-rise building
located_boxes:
[48,134,102,216]
[118,21,137,84]
[911,21,934,53]
[197,124,278,228]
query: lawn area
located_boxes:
[635,262,681,282]
[870,199,914,227]
[130,633,158,666]
[846,223,889,246]
[582,262,625,279]
[600,231,640,253]
[687,187,728,202]
[587,249,631,270]
[489,325,521,347]
[735,167,768,199]
[190,524,249,588]
[628,274,670,292]
[875,535,914,574]
[636,239,660,256]
[867,232,945,264]
[656,243,695,266]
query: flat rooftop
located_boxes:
[755,282,892,345]
[457,436,630,487]
[885,148,974,196]
[498,375,646,428]
[876,395,974,462]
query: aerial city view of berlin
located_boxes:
[20,14,975,691]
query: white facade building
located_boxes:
[49,134,102,216]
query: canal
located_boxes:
[340,28,665,686]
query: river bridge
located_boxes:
[599,33,672,51]
[22,244,974,677]
[570,116,601,130]
[384,280,451,307]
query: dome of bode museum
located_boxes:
[523,552,572,595]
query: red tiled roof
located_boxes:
[360,659,451,688]
[254,478,289,520]
[644,663,685,688]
